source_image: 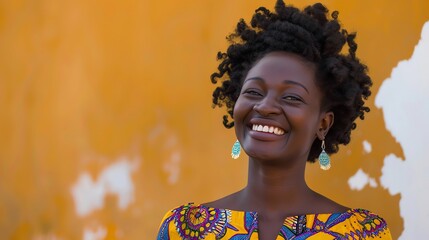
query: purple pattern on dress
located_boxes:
[157,204,390,239]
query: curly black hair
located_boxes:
[210,0,372,162]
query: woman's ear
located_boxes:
[317,111,334,140]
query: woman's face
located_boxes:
[233,51,332,164]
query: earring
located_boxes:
[318,140,331,170]
[231,140,241,159]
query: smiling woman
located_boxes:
[234,52,327,163]
[156,1,392,239]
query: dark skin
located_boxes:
[204,52,349,240]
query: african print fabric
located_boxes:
[157,203,392,239]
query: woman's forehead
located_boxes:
[247,52,316,78]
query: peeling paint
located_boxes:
[348,168,378,191]
[376,21,429,239]
[362,140,372,154]
[71,157,139,217]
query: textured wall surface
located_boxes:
[1,0,428,239]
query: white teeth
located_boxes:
[262,126,269,132]
[274,128,285,135]
[252,124,285,135]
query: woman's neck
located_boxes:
[241,157,314,214]
[202,156,347,216]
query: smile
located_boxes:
[251,124,285,135]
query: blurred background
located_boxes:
[1,0,429,239]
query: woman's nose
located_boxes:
[253,95,282,116]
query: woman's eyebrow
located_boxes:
[244,77,309,94]
[283,80,309,94]
[243,76,264,83]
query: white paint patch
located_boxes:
[71,157,139,217]
[362,140,372,154]
[375,21,429,239]
[379,154,405,196]
[348,168,378,190]
[70,173,104,216]
[83,226,107,240]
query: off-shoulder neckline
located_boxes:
[189,202,363,217]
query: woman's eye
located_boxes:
[283,96,302,102]
[244,90,262,96]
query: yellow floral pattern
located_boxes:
[157,203,392,239]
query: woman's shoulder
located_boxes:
[157,203,231,240]
[157,203,193,240]
[156,202,255,240]
[346,208,389,228]
[158,202,216,219]
[322,208,392,239]
[157,202,241,226]
[159,202,194,217]
[157,202,198,229]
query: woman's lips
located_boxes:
[247,124,287,141]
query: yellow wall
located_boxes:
[1,0,428,239]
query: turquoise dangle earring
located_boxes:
[231,140,241,159]
[318,139,331,170]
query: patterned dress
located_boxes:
[157,203,392,239]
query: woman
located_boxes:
[157,1,392,239]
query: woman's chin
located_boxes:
[244,149,281,161]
